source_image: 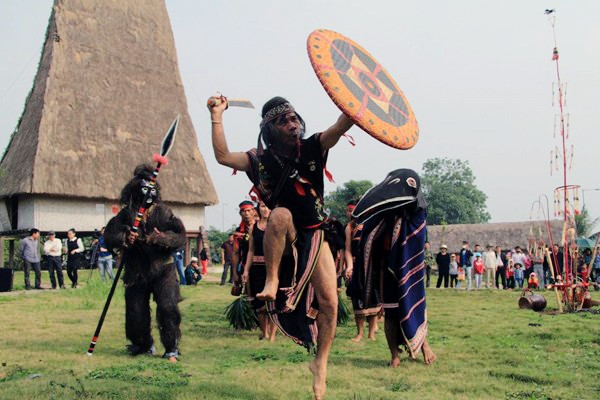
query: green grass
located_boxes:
[0,271,599,399]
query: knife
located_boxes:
[207,97,254,109]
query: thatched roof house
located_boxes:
[0,0,217,234]
[426,220,565,253]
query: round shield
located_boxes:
[307,29,419,150]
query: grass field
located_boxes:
[0,269,599,400]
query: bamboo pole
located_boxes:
[545,248,563,313]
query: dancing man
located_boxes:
[208,95,353,399]
[351,169,436,367]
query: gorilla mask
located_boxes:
[120,164,162,208]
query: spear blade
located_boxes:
[160,115,180,157]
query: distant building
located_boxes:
[0,0,217,265]
[426,220,565,253]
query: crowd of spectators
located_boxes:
[423,240,600,291]
[16,227,208,290]
[19,228,88,290]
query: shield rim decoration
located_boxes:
[307,29,419,150]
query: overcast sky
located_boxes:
[1,1,599,232]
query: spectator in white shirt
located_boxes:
[482,245,497,288]
[43,231,65,289]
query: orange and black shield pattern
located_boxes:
[307,29,419,150]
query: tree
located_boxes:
[325,180,373,225]
[420,158,490,225]
[206,226,230,264]
[575,207,599,238]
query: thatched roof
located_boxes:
[0,0,217,206]
[426,220,566,253]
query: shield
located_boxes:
[307,29,419,150]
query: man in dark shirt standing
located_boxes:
[545,244,564,282]
[20,228,41,290]
[436,245,451,288]
[460,241,474,290]
[220,234,235,286]
[495,246,508,289]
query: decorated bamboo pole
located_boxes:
[546,10,578,294]
[544,247,563,313]
[86,116,180,356]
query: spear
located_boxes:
[86,115,180,356]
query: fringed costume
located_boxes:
[245,120,331,350]
[347,220,383,318]
[247,222,267,310]
[104,164,187,359]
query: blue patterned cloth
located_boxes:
[387,209,428,357]
[353,169,429,358]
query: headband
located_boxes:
[260,102,295,128]
[239,204,255,211]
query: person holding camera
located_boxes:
[185,257,202,285]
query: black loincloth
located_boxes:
[266,228,327,351]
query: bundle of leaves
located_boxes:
[337,292,351,325]
[224,295,258,331]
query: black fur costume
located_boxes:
[104,164,186,358]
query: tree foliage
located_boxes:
[575,207,600,238]
[325,180,373,225]
[420,158,490,225]
[206,226,230,263]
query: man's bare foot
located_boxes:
[351,334,363,343]
[388,356,400,368]
[421,340,436,365]
[256,280,279,301]
[367,323,377,339]
[309,360,326,400]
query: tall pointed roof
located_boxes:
[0,0,217,206]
